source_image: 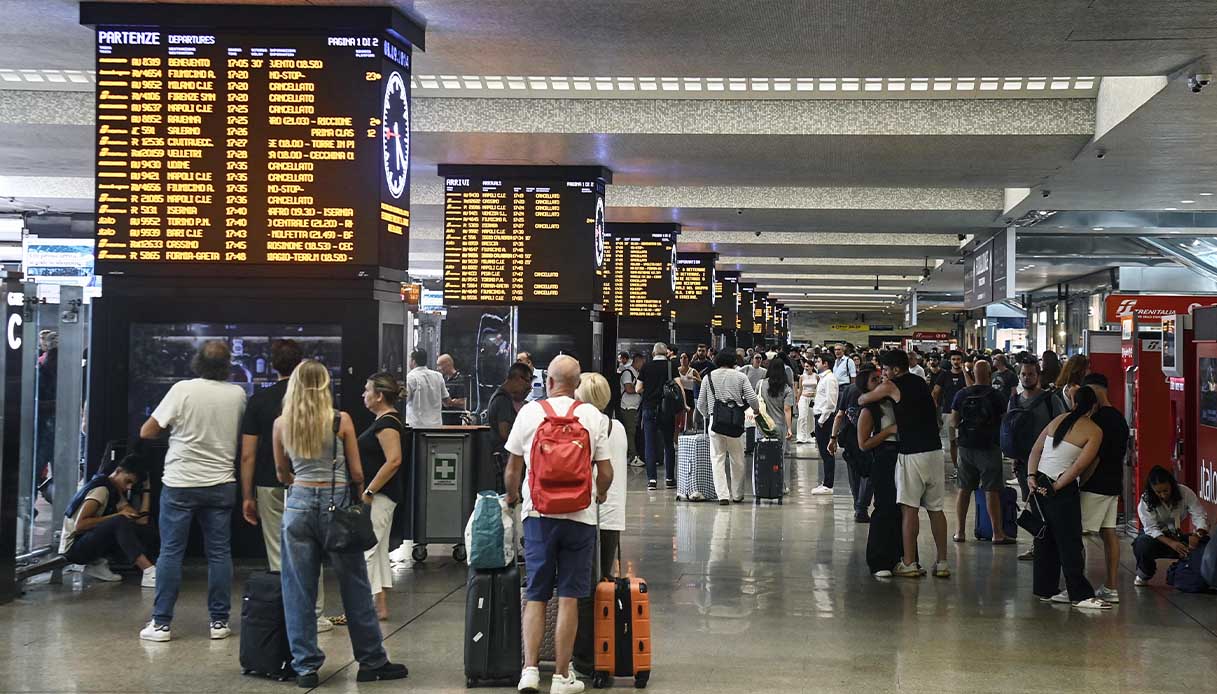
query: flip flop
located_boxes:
[329,614,348,626]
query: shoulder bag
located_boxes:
[705,370,746,438]
[324,412,378,553]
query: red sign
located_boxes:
[913,331,952,340]
[1104,294,1217,323]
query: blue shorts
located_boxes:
[522,517,597,601]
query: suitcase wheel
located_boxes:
[467,678,475,688]
[453,544,467,562]
[412,545,428,562]
[593,672,611,689]
[635,671,650,688]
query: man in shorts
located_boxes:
[860,350,950,579]
[1076,373,1129,603]
[505,355,613,694]
[948,361,1012,544]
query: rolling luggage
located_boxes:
[592,575,652,689]
[239,571,294,681]
[745,425,757,456]
[465,564,523,687]
[676,430,716,501]
[752,438,784,504]
[973,487,1019,540]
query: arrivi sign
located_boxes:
[1104,294,1217,323]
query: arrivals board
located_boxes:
[739,283,756,336]
[599,225,677,318]
[714,271,739,330]
[673,252,716,326]
[753,291,768,335]
[87,16,415,276]
[441,168,608,306]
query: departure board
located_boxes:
[753,291,768,336]
[88,17,414,276]
[764,299,776,338]
[673,252,715,326]
[739,284,756,336]
[713,271,739,330]
[441,168,608,306]
[600,225,677,318]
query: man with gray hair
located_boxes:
[138,340,247,642]
[638,342,679,491]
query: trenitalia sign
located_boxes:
[1104,294,1217,323]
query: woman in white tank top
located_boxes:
[795,360,818,444]
[1026,386,1110,610]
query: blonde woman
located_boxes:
[575,372,626,574]
[272,360,408,687]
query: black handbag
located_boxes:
[323,412,378,554]
[705,371,746,438]
[1016,492,1047,539]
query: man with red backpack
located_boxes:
[505,355,614,694]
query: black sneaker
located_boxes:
[296,672,319,688]
[665,480,677,489]
[854,511,871,523]
[357,662,409,682]
[718,499,730,506]
[647,480,658,490]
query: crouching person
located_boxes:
[61,455,157,586]
[1132,465,1210,586]
[505,355,614,694]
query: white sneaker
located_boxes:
[1134,575,1148,587]
[517,666,541,693]
[209,620,231,640]
[83,559,122,582]
[551,671,586,694]
[933,561,951,578]
[1072,597,1113,611]
[810,485,833,496]
[139,621,171,642]
[1095,586,1120,603]
[628,456,646,468]
[873,569,893,578]
[316,616,334,633]
[1049,590,1071,604]
[389,541,412,564]
[140,566,157,588]
[893,561,922,578]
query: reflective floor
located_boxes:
[4,443,1216,693]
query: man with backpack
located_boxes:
[948,360,1012,544]
[637,343,683,491]
[505,355,613,694]
[1000,358,1067,560]
[828,365,877,523]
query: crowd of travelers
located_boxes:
[52,335,1214,690]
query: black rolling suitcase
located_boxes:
[465,563,523,687]
[239,571,294,681]
[753,438,784,504]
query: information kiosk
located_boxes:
[1120,313,1167,533]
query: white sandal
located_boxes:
[1072,597,1113,610]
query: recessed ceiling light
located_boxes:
[1180,200,1196,204]
[1092,227,1104,231]
[1165,207,1178,211]
[1200,192,1214,196]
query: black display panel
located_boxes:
[90,24,412,276]
[599,225,677,319]
[673,252,716,326]
[764,298,776,338]
[713,271,739,330]
[752,291,768,336]
[127,322,342,439]
[739,284,756,336]
[442,175,606,305]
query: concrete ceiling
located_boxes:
[2,0,1215,316]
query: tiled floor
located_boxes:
[4,443,1216,693]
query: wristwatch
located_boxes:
[363,489,375,498]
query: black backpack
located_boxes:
[957,388,999,448]
[658,360,686,425]
[1000,392,1051,460]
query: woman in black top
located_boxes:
[349,372,405,622]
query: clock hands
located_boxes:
[394,122,406,171]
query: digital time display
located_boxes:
[672,252,715,326]
[599,225,677,319]
[441,173,607,306]
[89,25,411,276]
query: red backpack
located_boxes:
[529,400,593,515]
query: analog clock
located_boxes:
[382,70,409,199]
[593,195,606,268]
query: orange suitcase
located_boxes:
[592,575,651,689]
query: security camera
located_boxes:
[1042,190,1051,198]
[1096,149,1106,159]
[737,208,745,215]
[922,267,932,279]
[1189,73,1212,93]
[957,233,966,241]
[779,257,785,262]
[754,231,761,237]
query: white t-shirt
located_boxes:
[619,366,641,410]
[152,378,247,488]
[504,395,611,526]
[599,419,628,532]
[59,485,110,553]
[406,366,448,428]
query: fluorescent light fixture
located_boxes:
[420,79,439,89]
[1180,199,1196,204]
[1092,227,1104,231]
[1050,79,1071,90]
[1200,192,1214,196]
[1165,207,1178,211]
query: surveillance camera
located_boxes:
[1189,73,1212,93]
[1096,149,1106,159]
[1042,190,1051,198]
[737,208,745,215]
[779,257,785,262]
[922,267,932,279]
[957,233,966,241]
[754,231,761,237]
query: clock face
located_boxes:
[593,195,605,268]
[382,71,409,199]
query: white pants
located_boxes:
[709,431,747,501]
[364,494,398,595]
[796,397,814,442]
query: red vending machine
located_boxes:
[1189,306,1217,520]
[1161,314,1196,490]
[1083,329,1124,414]
[1120,314,1168,533]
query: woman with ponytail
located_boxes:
[272,360,408,686]
[1026,385,1110,610]
[356,372,406,622]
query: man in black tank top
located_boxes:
[860,350,950,579]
